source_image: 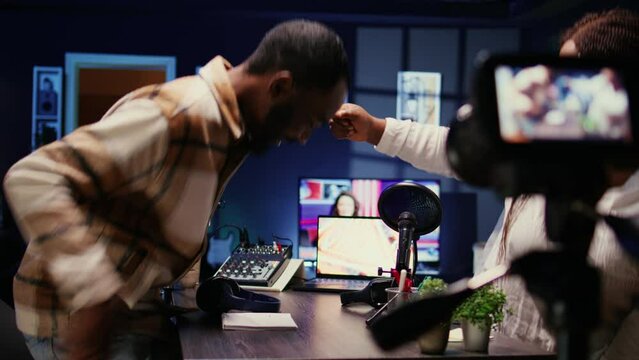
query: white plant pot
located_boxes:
[461,319,491,353]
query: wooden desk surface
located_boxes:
[174,289,555,359]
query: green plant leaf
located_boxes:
[452,284,508,330]
[417,277,447,295]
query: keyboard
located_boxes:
[310,278,370,286]
[298,278,371,292]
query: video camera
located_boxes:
[447,54,639,198]
[370,54,639,360]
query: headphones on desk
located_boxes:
[196,276,281,314]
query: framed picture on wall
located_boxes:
[35,68,62,116]
[396,71,441,125]
[34,119,59,148]
[32,66,63,150]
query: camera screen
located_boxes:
[495,65,632,143]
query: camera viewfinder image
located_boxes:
[495,65,632,143]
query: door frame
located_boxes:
[64,52,176,134]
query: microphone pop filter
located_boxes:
[378,182,442,236]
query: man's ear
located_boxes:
[268,70,294,101]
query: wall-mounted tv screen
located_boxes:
[298,178,440,275]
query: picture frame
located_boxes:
[396,71,442,125]
[32,66,63,150]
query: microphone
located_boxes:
[396,211,416,273]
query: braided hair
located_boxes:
[498,8,639,262]
[561,8,639,60]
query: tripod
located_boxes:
[511,199,600,360]
[507,164,607,360]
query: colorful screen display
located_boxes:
[316,216,398,277]
[495,64,632,143]
[299,178,440,274]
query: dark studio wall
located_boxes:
[0,7,287,178]
[0,4,509,255]
[1,0,639,356]
[0,7,351,303]
[212,0,639,257]
[2,0,638,277]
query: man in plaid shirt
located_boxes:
[4,19,349,359]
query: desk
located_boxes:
[174,290,555,359]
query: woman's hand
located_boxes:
[329,103,386,145]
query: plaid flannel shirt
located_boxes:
[4,56,247,338]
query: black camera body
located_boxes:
[446,54,639,357]
[448,54,639,198]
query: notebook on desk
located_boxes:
[293,216,395,293]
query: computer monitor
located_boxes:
[298,177,440,275]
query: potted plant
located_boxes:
[453,283,508,353]
[415,277,451,355]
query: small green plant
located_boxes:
[418,277,450,332]
[418,277,447,296]
[453,284,508,330]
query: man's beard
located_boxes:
[243,102,295,155]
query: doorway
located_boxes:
[64,53,176,134]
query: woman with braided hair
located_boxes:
[330,8,639,359]
[560,8,639,61]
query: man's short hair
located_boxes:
[247,19,350,91]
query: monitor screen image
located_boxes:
[316,216,398,277]
[299,177,440,274]
[494,64,632,143]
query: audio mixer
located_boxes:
[214,243,292,287]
